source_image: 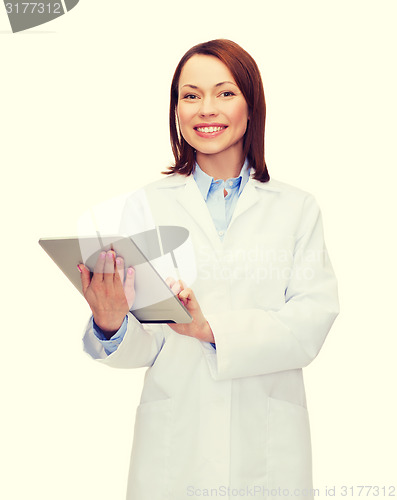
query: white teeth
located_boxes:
[196,126,225,133]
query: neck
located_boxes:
[196,147,245,181]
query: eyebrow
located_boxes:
[181,81,238,90]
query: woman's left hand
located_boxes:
[166,278,214,343]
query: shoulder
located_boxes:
[251,178,324,232]
[122,174,187,206]
[144,173,188,191]
[252,177,318,204]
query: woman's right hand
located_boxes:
[78,250,135,338]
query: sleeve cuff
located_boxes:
[92,316,128,355]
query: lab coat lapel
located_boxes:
[176,175,222,251]
[228,178,260,231]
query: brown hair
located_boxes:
[163,39,269,182]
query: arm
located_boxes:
[83,312,166,368]
[92,316,128,355]
[80,251,166,368]
[203,195,339,380]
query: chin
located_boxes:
[191,142,228,156]
[196,147,225,156]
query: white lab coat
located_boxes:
[83,171,339,500]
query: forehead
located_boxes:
[178,54,236,89]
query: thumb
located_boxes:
[78,264,91,295]
[178,279,187,290]
[178,287,193,306]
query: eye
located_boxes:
[220,91,236,97]
[182,94,199,100]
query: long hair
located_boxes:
[163,39,270,182]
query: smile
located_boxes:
[195,126,226,133]
[193,125,228,138]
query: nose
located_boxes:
[199,96,218,117]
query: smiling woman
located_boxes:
[80,39,339,500]
[166,39,269,182]
[176,55,250,177]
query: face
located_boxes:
[177,54,249,162]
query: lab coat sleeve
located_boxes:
[203,195,339,380]
[92,316,128,355]
[81,186,168,368]
[82,312,166,369]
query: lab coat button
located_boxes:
[218,230,224,236]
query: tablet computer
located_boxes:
[38,234,192,324]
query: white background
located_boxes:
[1,1,396,498]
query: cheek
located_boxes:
[177,106,196,146]
[237,102,249,122]
[177,105,193,131]
[232,103,249,134]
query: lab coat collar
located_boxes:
[176,175,223,250]
[192,158,251,200]
[155,170,283,250]
[157,169,282,191]
[156,170,282,192]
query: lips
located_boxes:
[194,123,228,137]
